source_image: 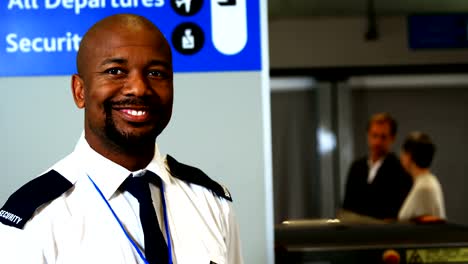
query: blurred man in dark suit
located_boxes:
[342,113,412,220]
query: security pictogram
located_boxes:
[172,22,204,55]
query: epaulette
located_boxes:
[0,170,73,229]
[166,155,233,202]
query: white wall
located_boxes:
[269,16,468,68]
[0,76,83,196]
[0,72,272,263]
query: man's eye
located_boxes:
[106,68,124,75]
[148,70,162,77]
[148,70,170,78]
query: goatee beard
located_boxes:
[103,98,157,153]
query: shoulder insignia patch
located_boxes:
[0,170,73,229]
[166,155,233,202]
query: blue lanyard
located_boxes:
[88,175,173,264]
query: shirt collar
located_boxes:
[74,134,172,200]
[368,156,385,167]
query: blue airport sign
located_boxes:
[408,14,468,49]
[0,0,262,76]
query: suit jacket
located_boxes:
[342,153,413,219]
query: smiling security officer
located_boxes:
[0,14,243,264]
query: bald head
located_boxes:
[76,14,171,76]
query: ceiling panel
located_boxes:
[269,0,468,19]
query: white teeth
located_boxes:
[126,110,146,116]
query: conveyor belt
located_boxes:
[275,220,468,264]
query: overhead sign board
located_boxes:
[0,0,262,76]
[408,14,468,49]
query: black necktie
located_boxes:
[122,172,169,264]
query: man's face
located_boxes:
[367,122,395,160]
[73,25,173,150]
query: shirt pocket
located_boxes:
[209,254,226,264]
[177,253,225,264]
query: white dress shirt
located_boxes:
[367,158,384,184]
[0,136,243,264]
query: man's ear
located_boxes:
[71,74,85,109]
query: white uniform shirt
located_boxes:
[0,137,243,264]
[398,173,446,221]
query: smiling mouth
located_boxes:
[121,109,147,116]
[114,108,151,122]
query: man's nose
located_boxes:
[123,72,150,97]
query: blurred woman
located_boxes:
[398,132,446,221]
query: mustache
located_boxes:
[103,97,158,116]
[104,97,155,109]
